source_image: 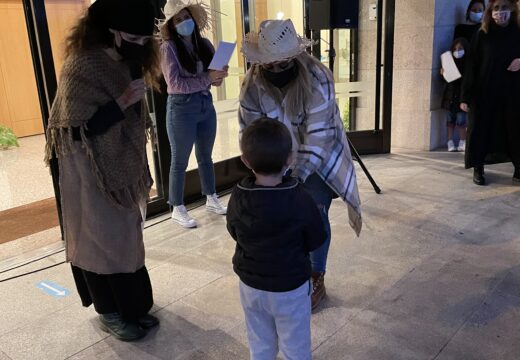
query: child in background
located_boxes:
[442,38,470,152]
[226,118,326,360]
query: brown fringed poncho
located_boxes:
[45,48,152,208]
[45,49,153,274]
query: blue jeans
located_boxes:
[301,173,334,273]
[447,111,467,128]
[166,92,217,206]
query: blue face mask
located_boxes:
[175,19,195,37]
[453,50,465,59]
[469,11,483,23]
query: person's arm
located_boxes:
[301,190,327,252]
[292,67,339,182]
[72,100,125,140]
[460,30,481,110]
[238,78,264,139]
[225,188,239,241]
[160,42,212,93]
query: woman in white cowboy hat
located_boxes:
[239,19,363,310]
[159,0,228,228]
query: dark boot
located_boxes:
[513,167,520,184]
[137,313,160,329]
[473,166,486,186]
[99,313,146,341]
[311,272,326,310]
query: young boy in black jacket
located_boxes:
[226,118,326,360]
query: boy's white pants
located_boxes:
[239,280,312,360]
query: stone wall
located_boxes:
[349,0,474,150]
[390,0,435,150]
[430,0,474,149]
[390,0,472,150]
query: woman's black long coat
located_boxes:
[461,22,520,169]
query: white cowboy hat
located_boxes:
[157,0,211,33]
[241,19,314,64]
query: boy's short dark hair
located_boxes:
[241,118,292,175]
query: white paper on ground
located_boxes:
[208,41,236,70]
[441,51,462,83]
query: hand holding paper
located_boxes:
[440,51,462,83]
[209,41,236,70]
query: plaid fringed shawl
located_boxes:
[45,49,152,208]
[239,59,362,236]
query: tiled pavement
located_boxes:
[0,150,519,360]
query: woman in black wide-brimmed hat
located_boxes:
[45,0,161,341]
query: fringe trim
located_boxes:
[44,126,78,164]
[347,204,363,237]
[45,126,151,209]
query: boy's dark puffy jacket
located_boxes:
[226,176,326,292]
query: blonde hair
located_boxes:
[481,0,520,33]
[240,52,331,117]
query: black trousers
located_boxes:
[71,264,153,322]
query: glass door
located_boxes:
[38,0,172,216]
[309,0,394,154]
[24,0,179,215]
[245,0,395,154]
[22,0,395,232]
[150,0,250,211]
[0,0,62,262]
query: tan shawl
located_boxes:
[45,49,152,208]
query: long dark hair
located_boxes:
[164,9,213,74]
[64,10,161,89]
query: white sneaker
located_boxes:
[206,194,227,215]
[447,140,456,152]
[172,205,197,228]
[457,140,466,152]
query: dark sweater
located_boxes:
[226,176,326,292]
[72,100,125,140]
[442,57,466,112]
[454,23,480,43]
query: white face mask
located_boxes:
[492,10,511,26]
[469,11,483,23]
[453,50,465,59]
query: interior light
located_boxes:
[276,11,284,20]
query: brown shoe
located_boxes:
[311,272,326,310]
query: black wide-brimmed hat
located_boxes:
[89,0,156,36]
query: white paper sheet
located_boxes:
[208,41,236,70]
[441,51,462,83]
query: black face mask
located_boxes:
[262,64,299,88]
[116,40,147,77]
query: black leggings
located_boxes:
[71,264,153,322]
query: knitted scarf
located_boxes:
[44,49,152,208]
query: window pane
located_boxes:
[0,0,62,260]
[187,0,245,170]
[249,0,304,33]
